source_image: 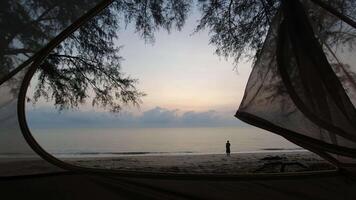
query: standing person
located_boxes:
[226,140,231,156]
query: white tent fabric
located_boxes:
[236,0,356,172]
[0,0,355,182]
[0,0,109,176]
[1,173,356,200]
[0,0,356,199]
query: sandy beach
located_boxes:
[65,151,335,174]
[0,151,336,176]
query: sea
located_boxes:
[31,126,304,158]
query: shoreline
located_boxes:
[56,149,308,158]
[0,149,306,159]
[0,151,336,176]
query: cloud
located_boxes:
[139,107,178,124]
[181,110,219,125]
[26,106,244,129]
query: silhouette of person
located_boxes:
[226,140,231,156]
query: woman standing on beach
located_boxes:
[226,140,231,156]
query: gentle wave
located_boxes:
[55,149,307,158]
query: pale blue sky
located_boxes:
[113,9,252,114]
[27,7,253,128]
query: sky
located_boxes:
[115,10,253,112]
[26,8,254,129]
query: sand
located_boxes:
[0,151,336,176]
[65,151,335,174]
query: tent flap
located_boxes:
[236,0,356,170]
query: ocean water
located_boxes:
[31,127,303,157]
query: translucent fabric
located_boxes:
[0,0,106,176]
[236,0,356,169]
[0,0,106,82]
[0,65,64,176]
[1,0,356,177]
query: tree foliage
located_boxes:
[0,0,192,112]
[195,0,279,65]
[0,0,355,112]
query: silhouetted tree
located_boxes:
[195,0,279,65]
[195,0,356,65]
[0,0,191,112]
[1,0,354,112]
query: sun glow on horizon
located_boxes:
[114,16,253,114]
